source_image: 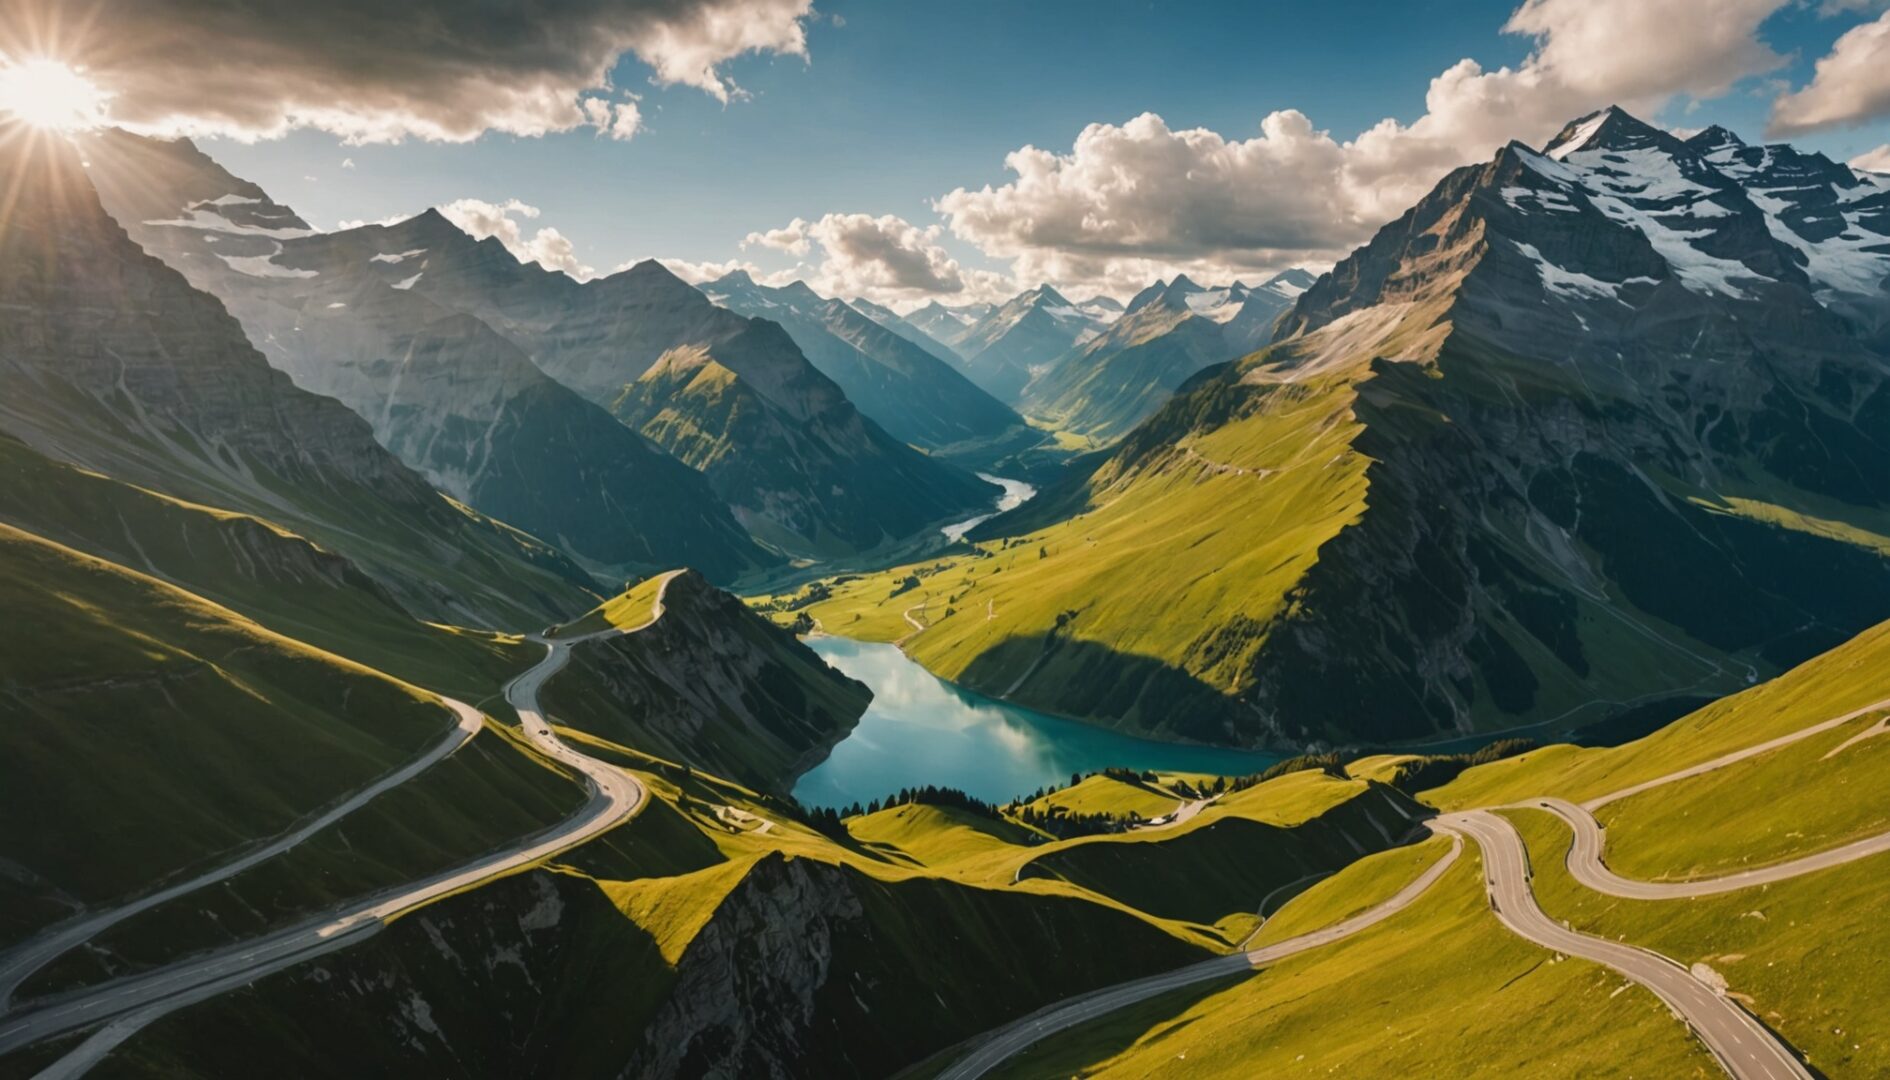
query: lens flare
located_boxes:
[0,58,109,131]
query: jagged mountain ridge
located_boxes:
[303,213,997,557]
[1020,269,1317,441]
[953,285,1116,402]
[80,130,775,584]
[0,126,596,625]
[701,271,1025,451]
[810,106,1890,747]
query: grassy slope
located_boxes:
[24,722,585,997]
[760,370,1370,741]
[1019,774,1184,820]
[1510,807,1890,1078]
[548,574,669,638]
[0,436,538,703]
[0,522,460,935]
[983,847,1714,1080]
[1423,617,1890,813]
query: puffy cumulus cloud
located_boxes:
[1769,10,1890,135]
[438,198,595,280]
[801,213,1010,302]
[936,0,1790,295]
[743,218,812,256]
[1850,144,1890,172]
[0,0,810,143]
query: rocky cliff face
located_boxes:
[80,131,773,585]
[0,126,594,625]
[542,569,869,792]
[1208,107,1890,743]
[314,218,996,556]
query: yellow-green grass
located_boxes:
[1013,778,1403,943]
[756,369,1372,737]
[1423,617,1890,811]
[0,435,539,703]
[1018,774,1182,820]
[1248,833,1454,945]
[0,522,460,936]
[549,573,670,638]
[1593,704,1889,879]
[848,803,1044,869]
[1509,807,1890,1078]
[983,847,1714,1080]
[1342,753,1421,785]
[25,723,588,996]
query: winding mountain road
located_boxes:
[939,696,1890,1079]
[0,575,679,1069]
[0,699,483,1010]
[1443,810,1811,1080]
[937,834,1463,1080]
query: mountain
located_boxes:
[1222,268,1318,353]
[955,285,1113,401]
[783,106,1890,748]
[0,125,596,626]
[700,271,1025,451]
[1019,278,1242,441]
[905,299,996,355]
[1020,269,1318,441]
[79,130,774,585]
[299,214,997,557]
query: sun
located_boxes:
[0,58,109,131]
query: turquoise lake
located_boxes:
[792,636,1284,808]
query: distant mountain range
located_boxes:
[790,106,1890,748]
[80,131,773,584]
[699,271,1025,452]
[1021,270,1317,441]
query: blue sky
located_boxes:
[77,1,1890,301]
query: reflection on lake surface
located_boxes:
[793,637,1283,808]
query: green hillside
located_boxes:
[0,522,465,938]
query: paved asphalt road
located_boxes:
[939,697,1890,1079]
[0,576,678,1066]
[936,833,1464,1080]
[1536,796,1890,899]
[0,700,484,1010]
[1442,811,1811,1080]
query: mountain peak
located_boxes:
[1543,105,1678,160]
[1685,125,1746,154]
[1167,273,1202,293]
[712,268,756,288]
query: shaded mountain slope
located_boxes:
[314,215,995,555]
[0,126,595,626]
[702,272,1024,451]
[81,130,771,583]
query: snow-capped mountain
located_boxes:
[904,300,996,355]
[953,286,1115,402]
[1022,269,1321,440]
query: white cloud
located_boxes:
[5,0,813,143]
[341,157,356,169]
[1850,143,1890,171]
[935,0,1790,297]
[438,197,595,280]
[1769,10,1890,135]
[744,218,812,256]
